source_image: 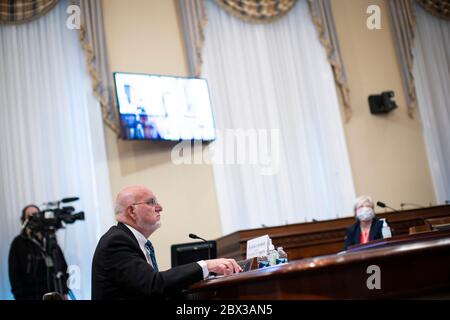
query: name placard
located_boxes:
[246,234,270,259]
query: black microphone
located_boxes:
[378,201,430,232]
[376,201,401,213]
[189,233,211,260]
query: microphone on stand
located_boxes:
[378,201,431,231]
[400,202,425,210]
[376,201,401,213]
[189,233,211,260]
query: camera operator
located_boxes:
[8,204,69,300]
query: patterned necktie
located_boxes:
[145,240,159,272]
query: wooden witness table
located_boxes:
[347,228,450,252]
[186,231,450,299]
[215,205,450,261]
[185,206,450,300]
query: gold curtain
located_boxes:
[176,0,208,77]
[389,0,417,119]
[213,0,298,23]
[0,0,59,24]
[416,0,450,20]
[73,0,120,134]
[308,0,352,122]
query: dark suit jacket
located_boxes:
[91,222,203,300]
[344,218,384,250]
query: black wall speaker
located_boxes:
[368,91,398,114]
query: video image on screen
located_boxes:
[114,72,216,141]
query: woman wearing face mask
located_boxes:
[344,195,384,250]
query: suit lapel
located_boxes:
[369,219,378,241]
[355,223,361,244]
[117,222,146,260]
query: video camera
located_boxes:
[26,197,85,234]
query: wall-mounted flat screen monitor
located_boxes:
[114,72,216,141]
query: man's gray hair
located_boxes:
[114,188,138,215]
[115,202,125,215]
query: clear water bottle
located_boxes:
[257,255,270,268]
[276,247,288,264]
[268,244,279,266]
[381,218,392,238]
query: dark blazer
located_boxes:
[92,222,203,300]
[8,233,69,300]
[344,218,384,250]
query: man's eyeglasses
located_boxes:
[132,198,159,207]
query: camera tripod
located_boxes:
[43,227,67,296]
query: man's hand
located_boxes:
[205,258,242,275]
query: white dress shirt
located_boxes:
[124,224,209,279]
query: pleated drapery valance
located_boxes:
[416,0,450,20]
[177,0,353,120]
[213,0,298,23]
[0,0,59,24]
[1,0,119,133]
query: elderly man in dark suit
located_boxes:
[92,185,241,300]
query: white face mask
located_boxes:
[356,207,375,222]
